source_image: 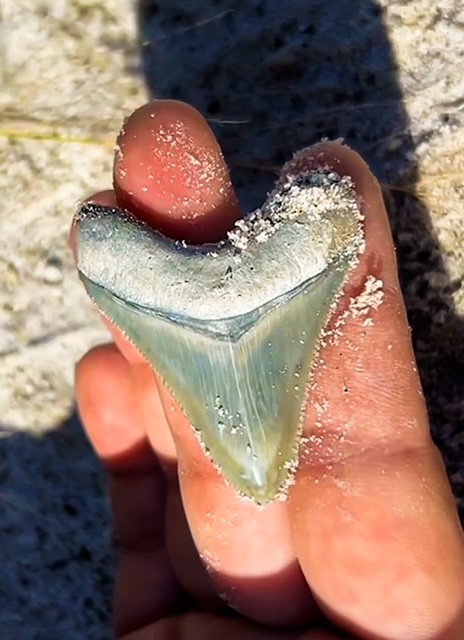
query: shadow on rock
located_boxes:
[0,414,114,640]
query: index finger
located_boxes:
[289,144,464,639]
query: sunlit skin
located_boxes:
[72,100,464,640]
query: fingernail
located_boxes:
[113,99,241,243]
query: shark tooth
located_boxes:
[76,148,364,504]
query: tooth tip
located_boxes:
[232,465,297,505]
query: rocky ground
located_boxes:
[0,0,463,637]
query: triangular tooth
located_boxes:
[80,260,349,504]
[76,150,365,504]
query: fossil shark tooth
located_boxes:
[76,148,364,504]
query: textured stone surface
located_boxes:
[0,0,463,637]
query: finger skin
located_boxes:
[288,144,464,639]
[119,612,302,640]
[118,616,353,640]
[75,345,184,637]
[75,343,153,472]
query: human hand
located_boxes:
[72,100,464,639]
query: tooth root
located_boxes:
[81,261,348,504]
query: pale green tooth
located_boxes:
[80,262,347,503]
[76,148,365,503]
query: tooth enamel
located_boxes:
[76,148,365,504]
